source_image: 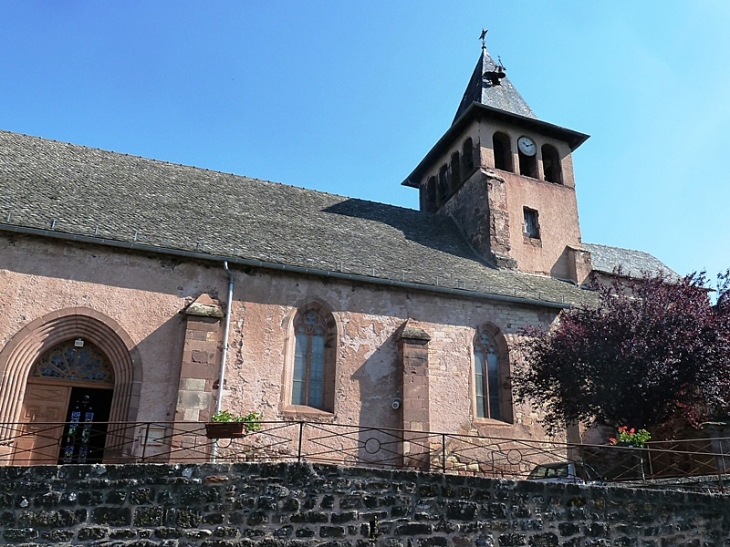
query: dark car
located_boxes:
[527,461,603,484]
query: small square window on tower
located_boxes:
[523,207,540,239]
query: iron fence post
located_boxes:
[719,439,726,493]
[638,450,646,482]
[441,433,446,473]
[647,444,654,479]
[142,422,151,462]
[297,422,304,463]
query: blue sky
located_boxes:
[1,2,729,277]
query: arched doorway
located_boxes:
[13,339,115,465]
[0,308,142,466]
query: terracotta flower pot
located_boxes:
[205,422,246,439]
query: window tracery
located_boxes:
[474,330,501,420]
[30,340,114,384]
[473,325,512,422]
[293,309,328,409]
[290,304,337,413]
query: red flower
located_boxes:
[608,437,617,444]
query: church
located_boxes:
[0,44,672,466]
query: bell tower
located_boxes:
[403,38,593,283]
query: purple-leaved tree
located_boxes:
[513,271,730,435]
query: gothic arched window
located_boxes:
[291,304,337,412]
[473,326,511,422]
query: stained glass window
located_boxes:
[292,309,328,410]
[474,330,501,420]
[31,340,114,384]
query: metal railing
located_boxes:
[1,420,729,490]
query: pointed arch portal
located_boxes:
[0,308,142,465]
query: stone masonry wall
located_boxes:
[1,233,558,445]
[0,462,728,546]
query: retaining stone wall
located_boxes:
[0,462,728,546]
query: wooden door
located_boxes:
[12,383,71,465]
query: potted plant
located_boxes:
[608,426,651,448]
[607,425,651,480]
[205,410,263,439]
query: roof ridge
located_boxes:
[583,242,677,277]
[584,241,654,255]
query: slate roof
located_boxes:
[0,130,598,308]
[453,47,536,123]
[583,243,676,278]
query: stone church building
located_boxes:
[0,46,671,465]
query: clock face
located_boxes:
[518,136,536,156]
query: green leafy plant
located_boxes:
[210,410,263,433]
[609,426,651,448]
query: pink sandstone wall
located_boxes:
[0,233,202,422]
[499,169,582,279]
[0,233,560,444]
[418,118,585,279]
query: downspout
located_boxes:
[212,261,235,462]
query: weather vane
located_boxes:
[479,29,488,49]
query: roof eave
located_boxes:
[402,102,589,188]
[0,222,575,310]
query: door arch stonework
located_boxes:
[0,307,143,431]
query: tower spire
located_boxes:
[452,36,536,124]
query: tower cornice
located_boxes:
[402,102,589,188]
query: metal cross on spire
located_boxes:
[479,29,488,49]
